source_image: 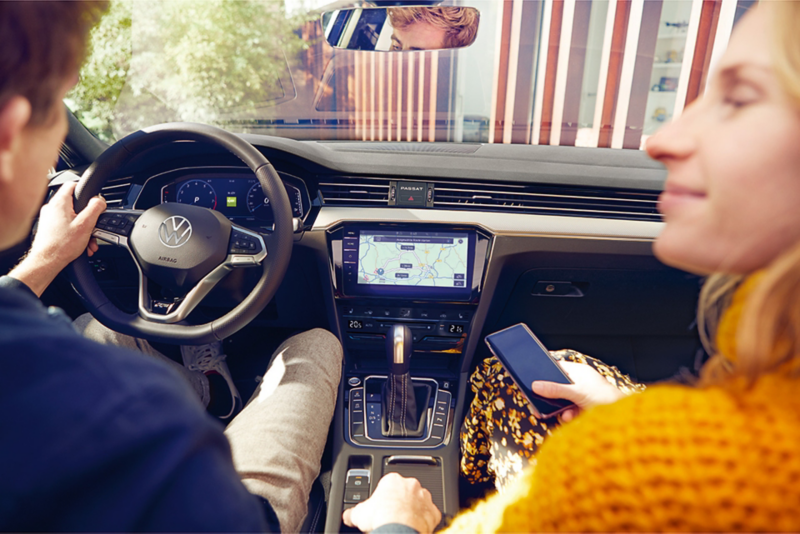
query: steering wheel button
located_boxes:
[231,255,256,266]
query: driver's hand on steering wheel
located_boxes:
[9,181,105,297]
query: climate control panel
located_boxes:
[340,304,472,348]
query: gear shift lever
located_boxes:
[388,324,413,374]
[382,324,430,438]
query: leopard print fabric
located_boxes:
[460,349,645,491]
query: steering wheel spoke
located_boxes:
[137,224,268,324]
[92,209,144,246]
[228,225,268,266]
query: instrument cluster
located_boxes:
[140,168,311,233]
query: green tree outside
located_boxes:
[67,0,311,142]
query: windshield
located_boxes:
[66,0,754,149]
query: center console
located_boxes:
[326,223,491,529]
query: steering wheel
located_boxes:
[67,123,294,345]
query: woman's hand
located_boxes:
[532,361,627,422]
[342,473,441,533]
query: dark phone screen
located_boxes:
[485,324,574,417]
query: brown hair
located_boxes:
[0,1,107,126]
[697,2,800,387]
[387,7,479,49]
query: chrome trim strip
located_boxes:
[312,207,662,241]
[433,201,659,219]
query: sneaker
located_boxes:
[181,342,242,419]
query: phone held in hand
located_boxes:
[484,323,576,419]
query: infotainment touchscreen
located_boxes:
[342,228,475,300]
[358,231,469,287]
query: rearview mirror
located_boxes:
[321,6,480,51]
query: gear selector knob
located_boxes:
[386,324,413,375]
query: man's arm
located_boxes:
[9,181,105,297]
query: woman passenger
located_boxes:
[344,2,800,531]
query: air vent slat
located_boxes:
[101,177,133,208]
[318,176,661,222]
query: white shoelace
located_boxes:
[186,350,225,373]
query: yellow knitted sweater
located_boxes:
[446,275,800,532]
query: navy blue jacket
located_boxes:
[0,276,278,532]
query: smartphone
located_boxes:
[484,323,575,419]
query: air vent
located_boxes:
[101,176,133,208]
[318,177,390,206]
[57,144,81,170]
[319,177,661,222]
[433,183,661,221]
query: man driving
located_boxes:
[0,2,346,531]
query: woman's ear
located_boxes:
[0,97,32,183]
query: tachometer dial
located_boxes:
[176,179,217,209]
[246,182,273,222]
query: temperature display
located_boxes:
[349,320,364,330]
[448,324,464,334]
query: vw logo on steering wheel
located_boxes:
[158,216,193,248]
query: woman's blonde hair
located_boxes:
[697,1,800,387]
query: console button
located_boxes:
[431,424,445,440]
[351,388,363,400]
[416,309,434,319]
[352,401,363,412]
[351,411,364,424]
[346,476,369,489]
[433,414,446,426]
[345,489,369,504]
[352,423,365,437]
[399,308,412,318]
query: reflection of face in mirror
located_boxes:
[387,7,479,51]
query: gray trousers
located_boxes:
[74,315,343,532]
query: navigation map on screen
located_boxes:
[357,231,469,288]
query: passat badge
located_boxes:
[159,216,192,248]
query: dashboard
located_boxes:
[134,167,311,233]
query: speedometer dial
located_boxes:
[176,179,217,209]
[246,183,273,222]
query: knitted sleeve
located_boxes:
[446,381,800,532]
